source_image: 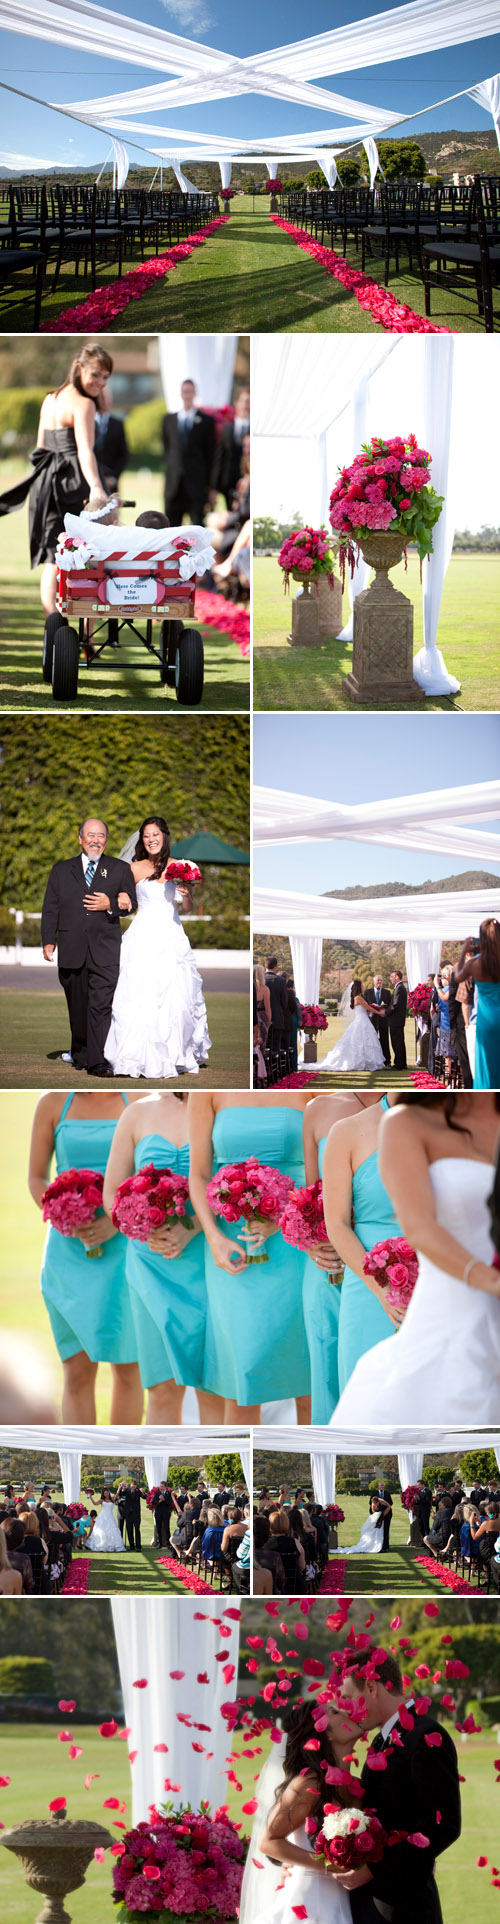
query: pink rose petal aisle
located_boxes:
[414,1557,471,1594]
[194,589,250,658]
[319,1560,347,1595]
[61,1558,90,1595]
[271,217,451,335]
[156,1555,214,1595]
[40,217,229,334]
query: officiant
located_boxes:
[365,975,391,1065]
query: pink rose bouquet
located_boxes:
[329,433,444,588]
[315,1806,387,1873]
[112,1802,246,1919]
[300,1003,328,1031]
[363,1235,419,1314]
[265,177,283,193]
[220,188,235,201]
[278,526,336,594]
[41,1167,105,1259]
[323,1502,345,1526]
[111,1165,192,1242]
[401,1484,421,1512]
[407,982,432,1019]
[165,860,202,886]
[206,1158,292,1264]
[65,1502,89,1520]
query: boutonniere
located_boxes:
[100,867,107,878]
[194,412,202,423]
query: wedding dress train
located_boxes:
[313,1006,385,1074]
[339,1512,384,1556]
[105,878,211,1079]
[87,1500,124,1552]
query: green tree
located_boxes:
[404,1624,500,1719]
[459,1450,499,1483]
[337,157,361,186]
[421,1464,456,1488]
[305,170,327,190]
[204,1453,246,1486]
[0,1656,55,1695]
[378,140,426,181]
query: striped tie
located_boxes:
[85,860,97,886]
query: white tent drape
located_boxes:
[405,937,442,989]
[143,1453,170,1490]
[254,779,500,862]
[239,1443,252,1495]
[219,158,233,189]
[111,1599,239,1825]
[313,152,339,188]
[413,340,460,698]
[290,933,323,1006]
[172,158,201,194]
[338,375,371,643]
[363,136,383,187]
[256,1425,500,1453]
[468,74,500,151]
[311,1452,337,1504]
[254,883,500,942]
[158,334,237,409]
[397,1450,424,1520]
[58,1450,82,1505]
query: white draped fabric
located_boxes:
[219,158,233,189]
[257,1425,500,1452]
[290,933,323,1006]
[171,158,201,194]
[143,1454,170,1490]
[0,1425,248,1456]
[254,780,500,861]
[413,340,460,697]
[405,937,442,989]
[468,74,500,151]
[397,1451,424,1519]
[338,375,371,644]
[314,151,339,188]
[58,1450,82,1505]
[111,1599,239,1825]
[239,1444,252,1495]
[311,1452,337,1505]
[363,136,383,188]
[158,334,237,409]
[254,883,500,941]
[495,1446,500,1474]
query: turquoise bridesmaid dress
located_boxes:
[40,1095,137,1363]
[474,982,500,1089]
[125,1135,207,1388]
[303,1135,342,1423]
[202,1105,310,1405]
[337,1096,401,1394]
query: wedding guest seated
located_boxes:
[253,1514,286,1593]
[200,1508,225,1570]
[310,1504,330,1565]
[0,1517,34,1593]
[0,1525,22,1594]
[169,1502,198,1559]
[470,1501,500,1567]
[18,1511,49,1590]
[490,1530,500,1592]
[231,1513,251,1593]
[220,1508,245,1556]
[423,1495,454,1558]
[268,1509,306,1591]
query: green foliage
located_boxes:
[459,1451,499,1483]
[124,396,165,468]
[0,386,45,449]
[281,179,307,194]
[408,1624,500,1716]
[204,1453,246,1486]
[0,1599,121,1708]
[378,140,426,181]
[0,1655,54,1695]
[336,157,361,185]
[474,1696,500,1725]
[422,1464,456,1488]
[305,170,326,191]
[169,1464,202,1490]
[368,1478,396,1498]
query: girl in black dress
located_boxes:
[31,342,112,618]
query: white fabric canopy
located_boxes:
[57,1450,82,1505]
[290,933,324,1006]
[254,882,500,941]
[405,937,442,989]
[257,1425,500,1452]
[469,74,500,150]
[397,1451,424,1519]
[143,1453,171,1489]
[171,158,201,194]
[111,1599,239,1825]
[157,335,237,409]
[219,158,233,189]
[413,340,460,697]
[254,780,500,861]
[310,1452,337,1505]
[0,1425,250,1506]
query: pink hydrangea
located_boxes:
[112,1166,192,1241]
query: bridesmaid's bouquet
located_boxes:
[111,1802,246,1920]
[112,1165,193,1242]
[41,1168,105,1259]
[206,1158,292,1264]
[166,859,202,886]
[315,1806,387,1872]
[363,1235,419,1315]
[280,1179,343,1284]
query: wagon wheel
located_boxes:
[160,617,183,686]
[52,626,80,701]
[175,626,204,706]
[42,612,62,683]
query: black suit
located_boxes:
[389,978,408,1069]
[152,1488,175,1547]
[376,1495,392,1551]
[41,853,137,1071]
[365,986,391,1064]
[448,971,473,1087]
[351,1710,461,1924]
[265,969,288,1044]
[416,1487,432,1537]
[116,1484,129,1540]
[94,414,128,491]
[124,1487,144,1552]
[211,418,249,506]
[162,409,215,526]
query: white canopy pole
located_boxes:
[413,339,461,698]
[58,1450,82,1505]
[111,1599,239,1824]
[337,375,371,644]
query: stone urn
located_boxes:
[269,195,279,213]
[315,571,343,638]
[303,1033,318,1062]
[329,1526,339,1551]
[408,1516,424,1548]
[342,528,421,706]
[287,577,322,647]
[0,1808,114,1922]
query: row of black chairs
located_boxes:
[0,180,220,328]
[254,1025,297,1087]
[175,1529,250,1593]
[436,1537,492,1592]
[282,175,500,330]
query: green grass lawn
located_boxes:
[253,552,500,710]
[0,1721,499,1922]
[0,465,249,712]
[0,988,249,1089]
[320,1495,450,1595]
[1,200,498,334]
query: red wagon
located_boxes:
[43,526,207,704]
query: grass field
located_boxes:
[0,988,249,1089]
[0,1720,499,1922]
[0,464,249,712]
[253,552,500,711]
[2,200,499,334]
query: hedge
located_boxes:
[0,1655,54,1695]
[0,386,45,448]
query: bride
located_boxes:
[335,1495,387,1557]
[331,1091,500,1427]
[105,816,211,1079]
[312,982,385,1075]
[86,1489,125,1552]
[241,1700,354,1924]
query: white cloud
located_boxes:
[157,0,214,30]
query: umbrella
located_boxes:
[169,831,249,866]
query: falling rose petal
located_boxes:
[143,1866,161,1881]
[191,1743,205,1753]
[408,1834,430,1848]
[303,1740,320,1751]
[128,1753,138,1765]
[110,1843,125,1856]
[58,1732,72,1744]
[223,1665,235,1685]
[252,1859,264,1869]
[0,1778,11,1788]
[58,1702,76,1713]
[424,1734,442,1748]
[49,1799,66,1812]
[154,1744,169,1753]
[117,1729,132,1742]
[104,1799,121,1810]
[436,1812,442,1825]
[94,1848,106,1864]
[366,1753,387,1771]
[292,1908,308,1918]
[68,1746,83,1760]
[477,1857,488,1868]
[390,1618,402,1630]
[293,1624,309,1641]
[304,1817,318,1834]
[85,1775,99,1789]
[242,1799,258,1815]
[424,1603,440,1617]
[270,1729,283,1744]
[133,1679,148,1690]
[169,1671,185,1681]
[99,1723,118,1738]
[197,1673,210,1684]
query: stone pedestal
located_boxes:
[329,1527,338,1551]
[0,1812,113,1923]
[409,1517,424,1548]
[287,581,322,647]
[342,529,421,705]
[316,572,343,637]
[303,1038,318,1062]
[270,195,279,213]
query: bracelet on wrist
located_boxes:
[463,1255,480,1287]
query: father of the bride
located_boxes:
[41,817,137,1076]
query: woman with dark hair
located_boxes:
[454,920,500,1089]
[0,344,113,622]
[245,1698,354,1924]
[330,1092,500,1425]
[310,980,385,1074]
[322,1096,402,1397]
[104,817,211,1079]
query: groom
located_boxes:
[336,1646,461,1924]
[41,817,137,1076]
[365,976,392,1066]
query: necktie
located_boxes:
[85,860,97,886]
[372,1730,387,1752]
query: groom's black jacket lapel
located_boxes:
[360,1712,461,1924]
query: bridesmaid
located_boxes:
[103,1092,224,1424]
[454,920,500,1090]
[29,1092,143,1425]
[322,1093,403,1396]
[302,1093,371,1424]
[189,1092,312,1423]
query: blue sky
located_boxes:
[1,0,500,167]
[253,714,500,893]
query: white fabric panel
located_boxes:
[495,1446,500,1474]
[158,335,237,409]
[144,1454,170,1489]
[314,151,339,188]
[290,933,323,1005]
[311,1452,336,1504]
[252,338,395,442]
[363,136,383,187]
[257,1426,500,1452]
[469,74,500,151]
[256,1,499,80]
[0,1425,248,1454]
[254,780,500,859]
[338,376,371,643]
[172,158,201,194]
[96,143,114,184]
[397,1451,424,1519]
[112,1600,239,1824]
[58,1450,82,1504]
[254,883,500,941]
[405,937,442,989]
[111,137,129,189]
[219,158,233,189]
[239,1445,252,1494]
[413,339,460,698]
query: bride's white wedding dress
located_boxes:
[313,1006,385,1074]
[338,1512,384,1556]
[105,878,211,1079]
[87,1500,124,1552]
[331,1158,500,1425]
[247,1827,351,1924]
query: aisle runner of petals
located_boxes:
[277,1070,447,1087]
[40,218,229,334]
[319,1559,347,1594]
[194,589,250,657]
[415,1556,472,1594]
[271,217,451,335]
[156,1555,214,1595]
[61,1558,90,1594]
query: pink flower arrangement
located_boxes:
[206,1159,292,1264]
[41,1168,105,1258]
[401,1485,421,1513]
[220,188,235,201]
[300,1003,328,1031]
[111,1804,246,1918]
[111,1166,192,1242]
[363,1235,419,1314]
[166,860,202,886]
[407,983,432,1019]
[280,1178,329,1252]
[265,178,283,193]
[65,1503,89,1521]
[61,1558,90,1595]
[329,433,444,589]
[278,527,335,593]
[324,1503,345,1526]
[315,1807,387,1874]
[271,217,451,336]
[145,1487,160,1512]
[156,1557,214,1595]
[40,218,228,333]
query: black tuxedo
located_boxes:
[124,1486,144,1551]
[448,971,473,1087]
[389,979,408,1070]
[265,969,288,1042]
[41,853,137,1072]
[416,1487,432,1537]
[211,418,249,505]
[365,986,391,1064]
[376,1496,392,1551]
[116,1484,129,1540]
[94,414,128,490]
[152,1488,175,1547]
[162,409,215,526]
[351,1709,461,1924]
